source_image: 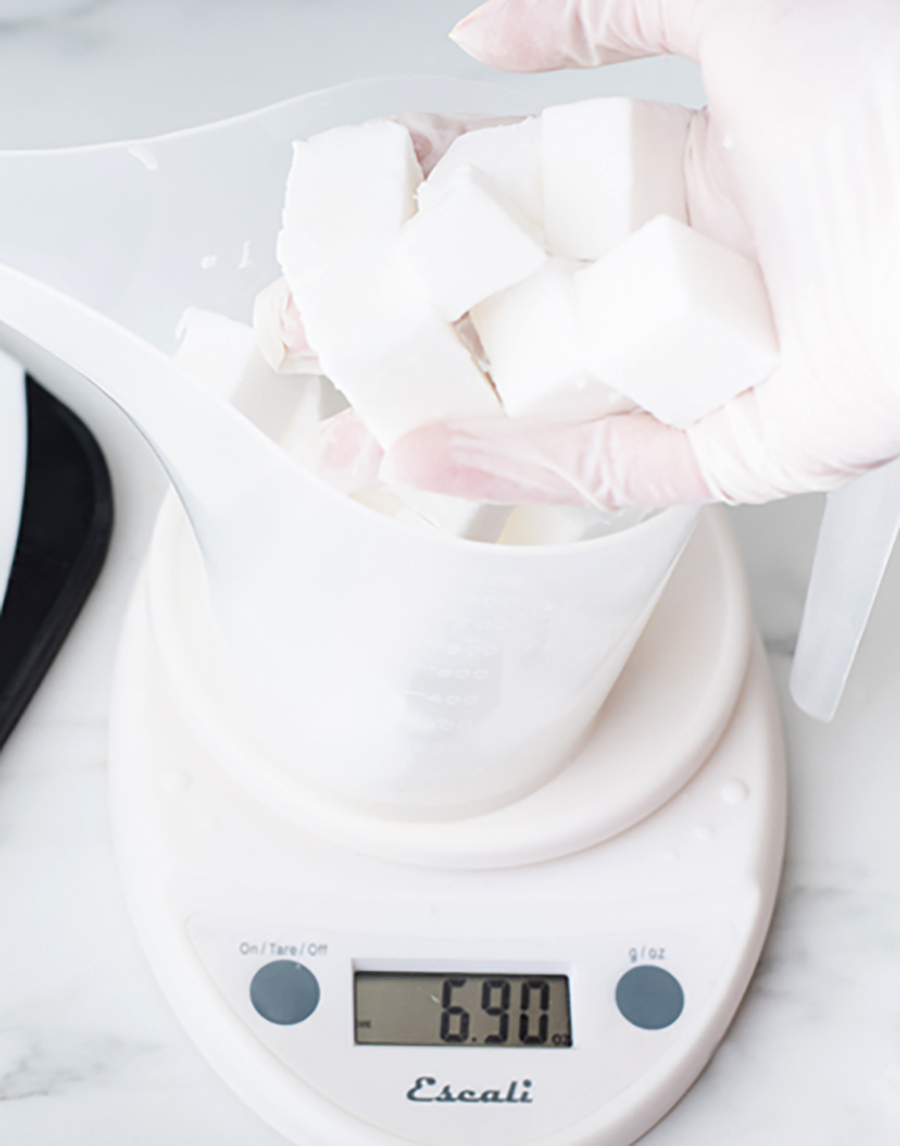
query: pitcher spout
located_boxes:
[0,264,288,530]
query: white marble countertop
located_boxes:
[2,2,900,1143]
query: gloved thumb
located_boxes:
[450,0,719,72]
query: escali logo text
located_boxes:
[406,1077,533,1104]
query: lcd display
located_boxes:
[354,972,572,1047]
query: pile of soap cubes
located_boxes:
[183,97,779,544]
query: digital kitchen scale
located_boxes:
[108,496,785,1146]
[0,70,785,1146]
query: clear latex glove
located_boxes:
[382,411,711,508]
[384,0,900,508]
[308,407,385,494]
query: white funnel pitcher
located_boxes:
[0,78,698,818]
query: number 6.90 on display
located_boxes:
[354,973,572,1048]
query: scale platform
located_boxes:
[109,500,785,1146]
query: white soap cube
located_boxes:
[253,277,321,375]
[390,483,512,542]
[471,259,636,418]
[542,97,690,260]
[295,234,502,447]
[417,117,543,228]
[404,166,547,323]
[175,307,260,400]
[576,215,779,428]
[277,119,422,289]
[352,486,436,532]
[281,376,330,464]
[175,307,305,441]
[498,504,650,546]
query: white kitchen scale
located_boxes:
[108,493,785,1146]
[0,68,785,1146]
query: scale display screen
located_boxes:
[354,972,572,1048]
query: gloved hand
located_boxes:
[383,0,900,508]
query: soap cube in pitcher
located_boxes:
[418,117,543,229]
[175,307,260,401]
[499,504,649,546]
[356,481,510,542]
[175,307,306,440]
[542,97,690,260]
[352,486,436,532]
[471,259,635,418]
[405,166,546,322]
[353,482,508,546]
[295,234,502,447]
[576,215,779,428]
[277,120,423,288]
[390,483,512,542]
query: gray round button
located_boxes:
[615,965,684,1030]
[250,960,320,1025]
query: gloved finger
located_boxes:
[392,112,522,175]
[684,107,755,258]
[383,413,715,509]
[688,358,900,503]
[450,0,722,72]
